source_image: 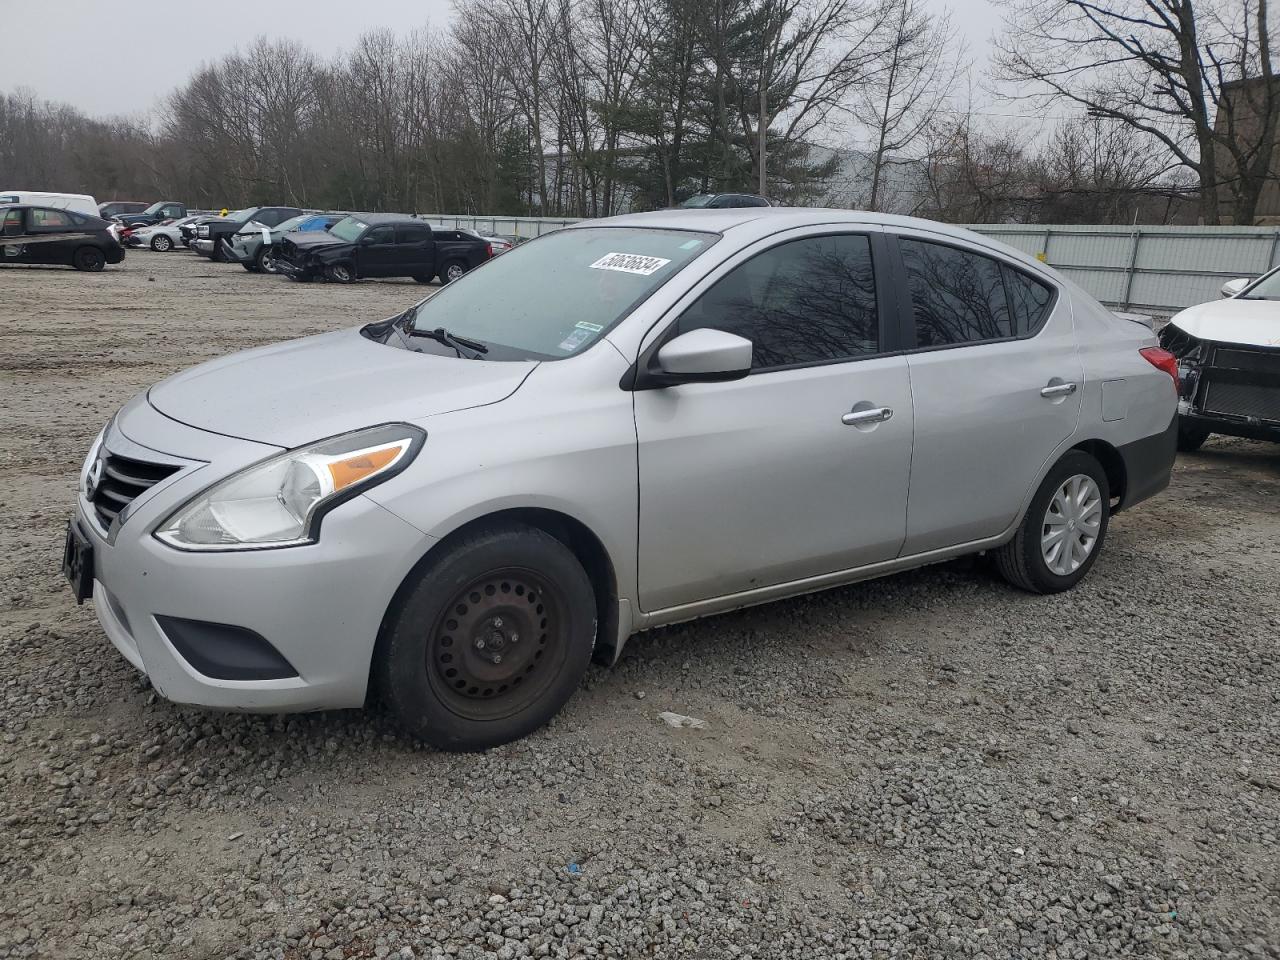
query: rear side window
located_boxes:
[677,233,879,369]
[397,224,431,244]
[30,208,72,228]
[1004,267,1055,335]
[899,238,1011,347]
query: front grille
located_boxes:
[91,453,180,530]
[1201,344,1280,423]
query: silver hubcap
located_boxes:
[156,237,169,250]
[262,253,276,273]
[447,265,463,281]
[1042,474,1102,575]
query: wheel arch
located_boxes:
[1068,437,1126,509]
[376,507,623,681]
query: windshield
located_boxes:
[329,216,368,242]
[274,214,308,233]
[677,195,716,208]
[405,227,717,360]
[1240,267,1280,300]
[142,201,167,215]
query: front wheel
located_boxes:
[994,451,1110,594]
[256,246,279,274]
[151,235,173,252]
[326,262,355,283]
[1176,417,1210,452]
[73,247,106,272]
[375,524,597,750]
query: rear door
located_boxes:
[394,223,435,278]
[23,207,77,264]
[891,231,1082,554]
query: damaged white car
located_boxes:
[1160,269,1280,451]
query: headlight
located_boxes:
[80,427,106,498]
[155,424,425,551]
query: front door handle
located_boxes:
[842,406,893,426]
[1040,382,1078,398]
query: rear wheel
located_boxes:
[413,274,433,284]
[72,247,106,272]
[1176,417,1210,452]
[994,451,1110,594]
[151,234,173,252]
[440,260,466,283]
[375,524,596,750]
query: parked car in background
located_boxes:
[181,215,230,247]
[116,201,190,229]
[275,214,489,283]
[1,204,125,271]
[676,192,771,209]
[99,201,149,220]
[194,207,302,261]
[0,191,99,217]
[66,208,1179,750]
[1159,267,1280,450]
[130,215,205,252]
[223,213,343,273]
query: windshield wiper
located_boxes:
[404,324,489,359]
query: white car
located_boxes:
[132,216,203,252]
[1159,269,1280,450]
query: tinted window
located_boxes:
[397,224,431,244]
[1004,267,1055,335]
[900,239,1011,347]
[30,208,72,228]
[365,226,395,244]
[3,209,22,234]
[677,234,879,369]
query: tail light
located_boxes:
[1140,346,1180,395]
[485,242,494,258]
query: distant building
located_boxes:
[1214,77,1280,224]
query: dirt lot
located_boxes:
[1,251,1278,960]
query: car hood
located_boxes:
[147,327,537,447]
[283,232,347,253]
[1167,298,1280,348]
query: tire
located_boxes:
[413,274,433,284]
[1176,417,1210,452]
[72,247,106,272]
[439,260,466,284]
[151,234,173,252]
[256,246,279,274]
[375,524,597,750]
[326,262,355,283]
[242,262,258,272]
[993,451,1110,595]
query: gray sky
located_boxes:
[2,0,1005,119]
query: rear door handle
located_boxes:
[842,406,893,426]
[1040,382,1078,398]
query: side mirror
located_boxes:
[1221,278,1250,298]
[651,328,753,385]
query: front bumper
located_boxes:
[191,239,214,256]
[274,256,318,280]
[1176,341,1280,442]
[72,403,433,712]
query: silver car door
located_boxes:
[633,228,914,614]
[892,231,1084,554]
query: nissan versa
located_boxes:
[64,210,1180,750]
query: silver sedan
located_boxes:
[65,209,1180,749]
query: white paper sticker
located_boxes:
[589,252,672,276]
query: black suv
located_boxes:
[194,207,302,261]
[275,214,491,283]
[1,205,125,272]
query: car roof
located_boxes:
[344,212,419,225]
[575,207,1060,282]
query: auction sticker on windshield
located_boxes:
[589,252,672,276]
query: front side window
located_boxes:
[676,233,879,369]
[900,238,1011,347]
[365,226,394,244]
[1239,266,1280,300]
[30,208,71,228]
[329,217,368,242]
[405,226,717,360]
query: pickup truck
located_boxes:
[274,214,491,283]
[116,201,190,228]
[193,206,303,261]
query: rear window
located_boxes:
[407,227,718,360]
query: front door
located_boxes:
[891,232,1084,554]
[358,225,398,277]
[634,231,914,613]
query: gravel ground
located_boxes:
[1,251,1278,960]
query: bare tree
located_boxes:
[993,0,1278,224]
[851,0,961,211]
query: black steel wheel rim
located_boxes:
[426,567,567,721]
